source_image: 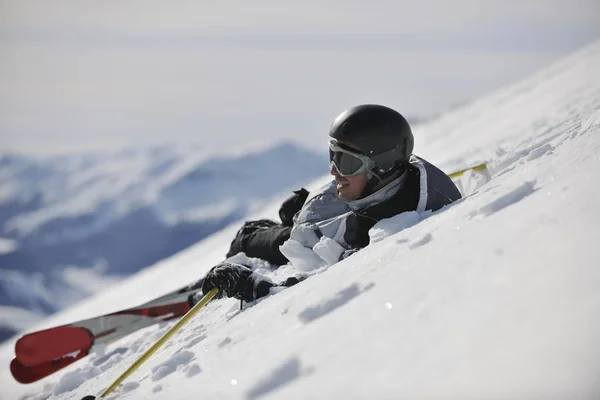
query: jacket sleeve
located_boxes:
[226,219,292,266]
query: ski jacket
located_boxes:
[280,156,461,267]
[227,155,461,268]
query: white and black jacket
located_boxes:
[227,156,461,268]
[282,156,462,264]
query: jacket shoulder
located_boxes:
[410,156,462,212]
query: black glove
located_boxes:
[279,188,309,227]
[202,262,274,302]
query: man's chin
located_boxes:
[336,189,352,202]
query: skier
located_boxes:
[201,104,462,303]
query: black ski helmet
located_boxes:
[329,104,414,171]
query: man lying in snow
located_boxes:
[201,104,462,303]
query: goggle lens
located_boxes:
[329,147,367,176]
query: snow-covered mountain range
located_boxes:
[1,39,599,399]
[0,142,327,341]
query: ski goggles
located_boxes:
[329,140,376,177]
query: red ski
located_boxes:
[11,280,204,383]
[11,351,89,384]
[15,325,94,368]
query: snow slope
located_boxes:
[0,142,326,340]
[1,40,599,399]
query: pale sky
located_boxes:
[1,0,599,155]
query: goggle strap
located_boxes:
[369,143,407,171]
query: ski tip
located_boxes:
[10,351,89,384]
[15,325,93,367]
[81,396,96,400]
[10,358,31,384]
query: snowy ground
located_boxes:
[0,40,599,399]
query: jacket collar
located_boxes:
[346,171,407,211]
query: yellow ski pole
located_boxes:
[447,162,488,179]
[81,287,219,400]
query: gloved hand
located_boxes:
[202,262,274,302]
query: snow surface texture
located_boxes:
[0,142,326,341]
[1,40,600,399]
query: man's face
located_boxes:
[330,166,369,201]
[329,140,369,201]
